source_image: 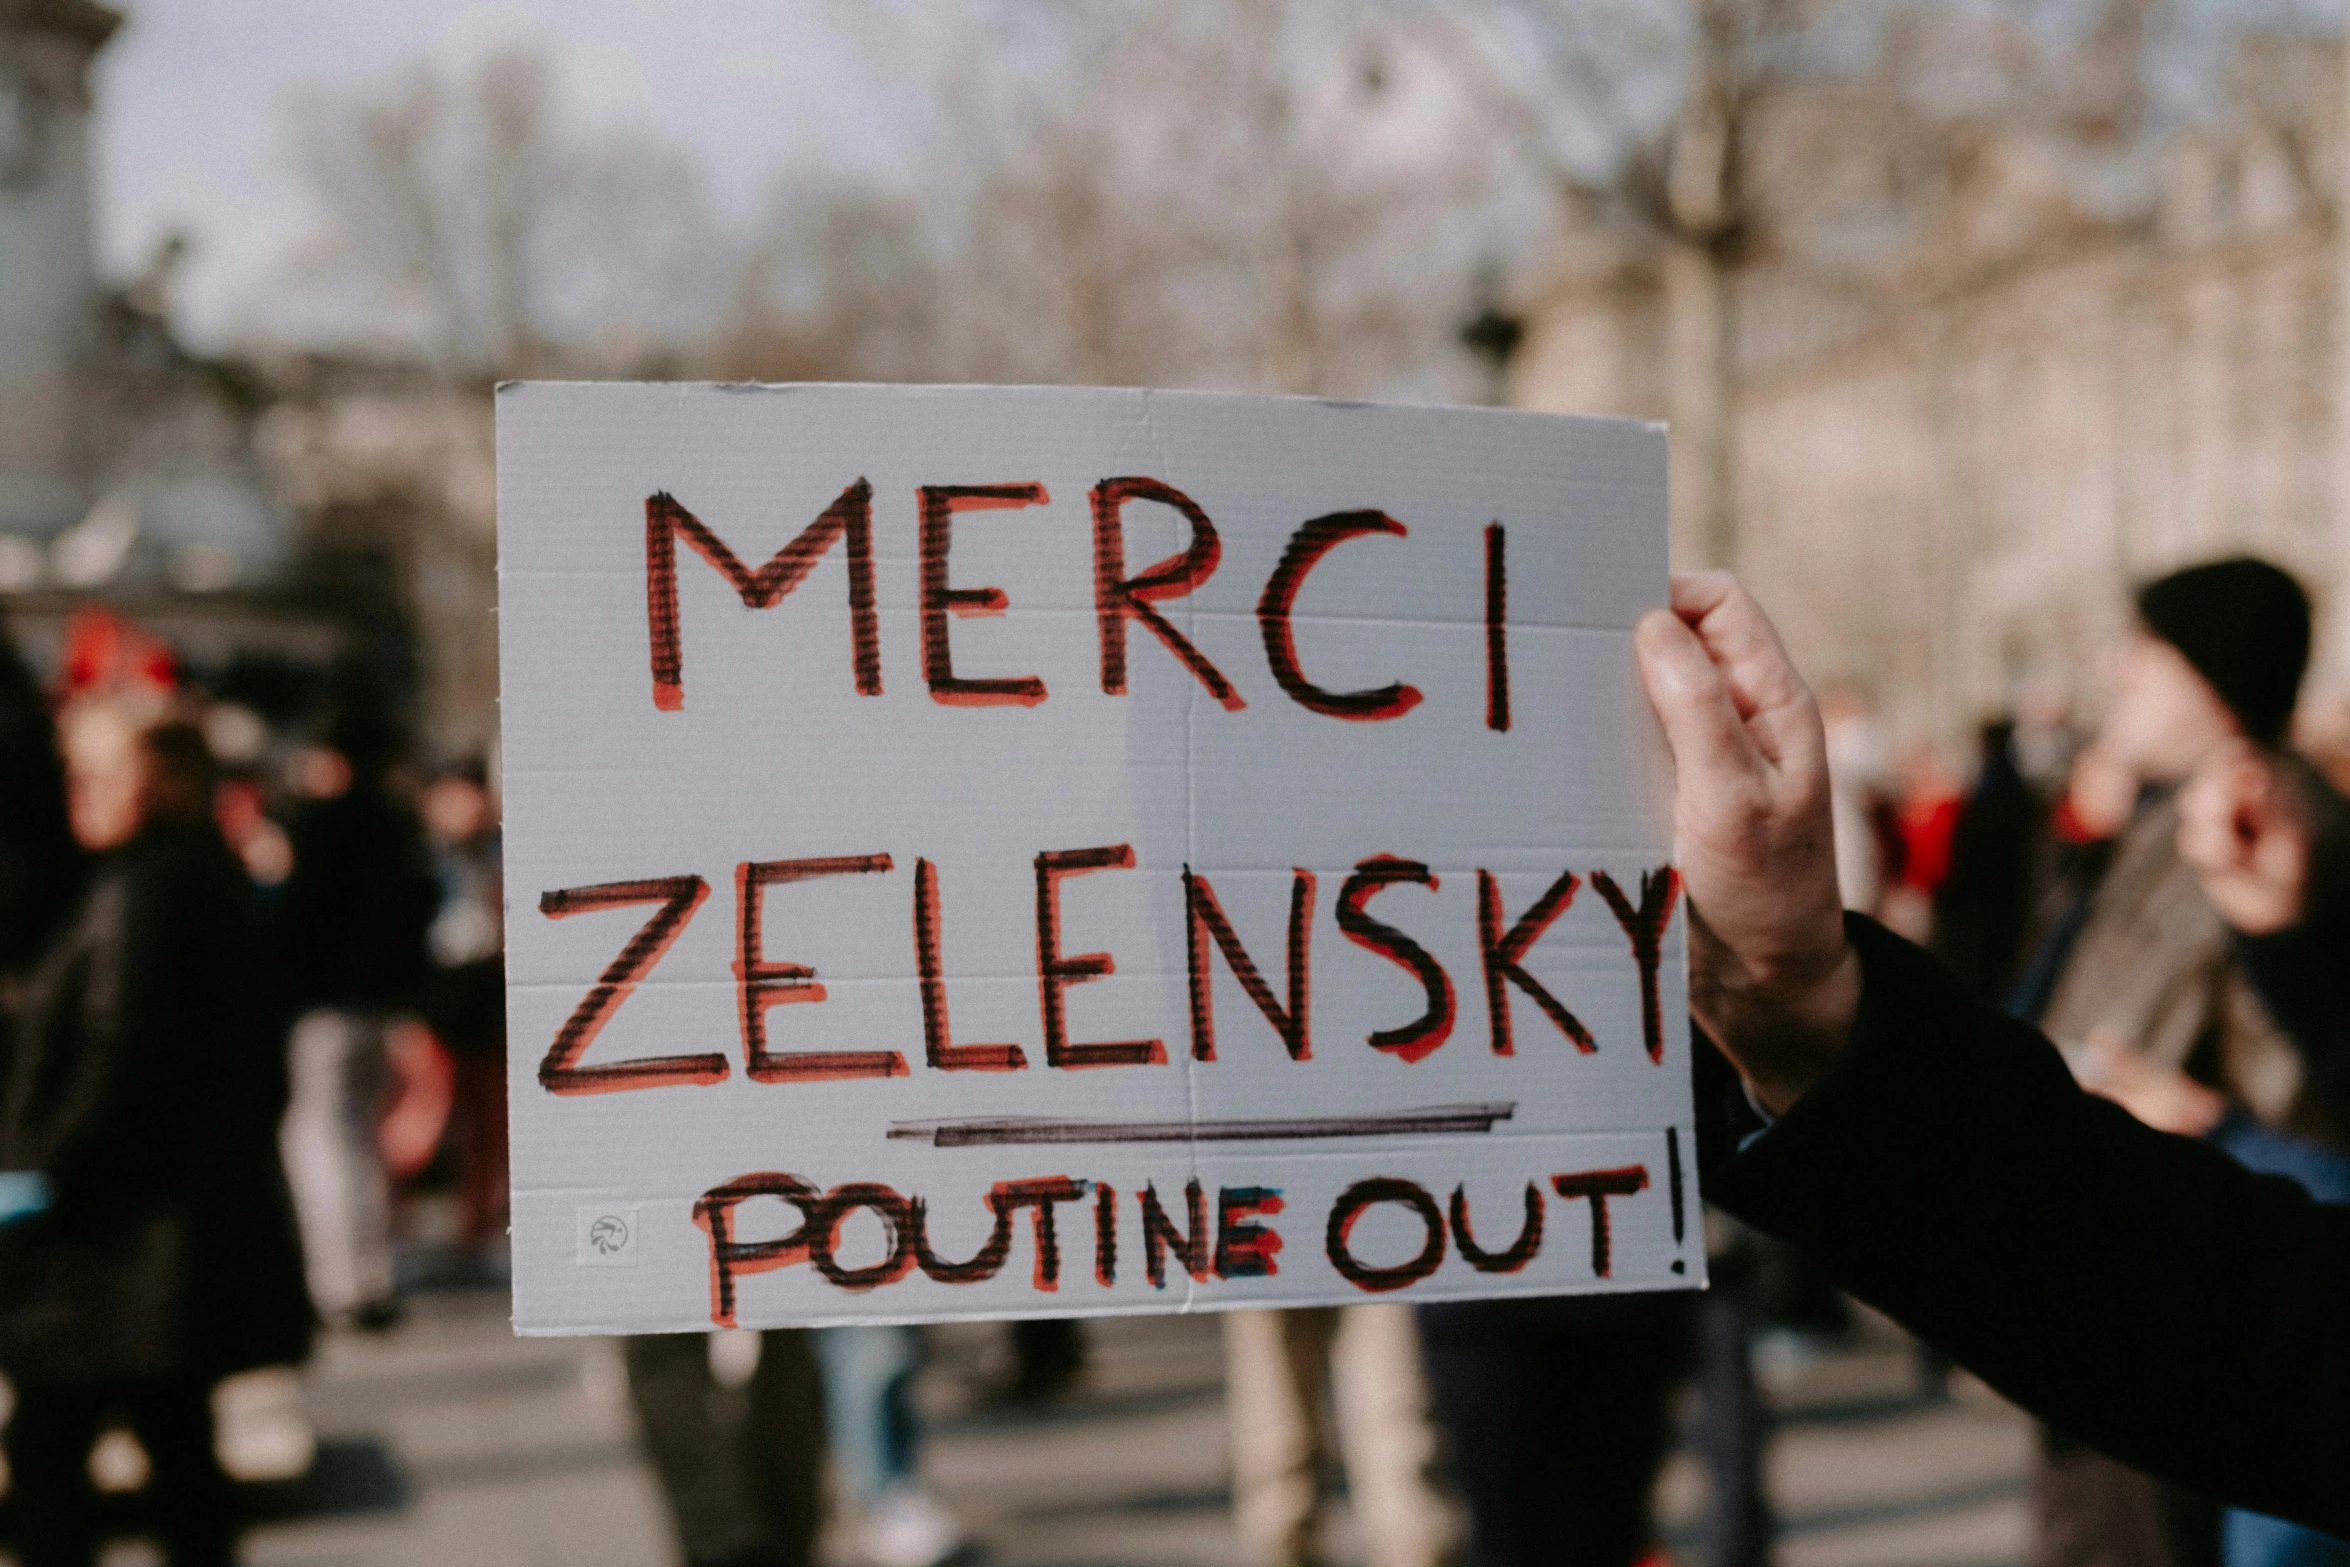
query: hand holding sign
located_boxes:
[1632,573,1859,1116]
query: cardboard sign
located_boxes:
[497,382,1697,1334]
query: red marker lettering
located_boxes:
[735,855,907,1082]
[1257,510,1422,721]
[644,484,880,712]
[1034,844,1165,1069]
[920,482,1050,707]
[1334,855,1455,1063]
[1182,867,1314,1061]
[538,875,726,1095]
[1092,476,1244,709]
[1477,868,1593,1055]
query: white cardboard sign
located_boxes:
[497,382,1697,1334]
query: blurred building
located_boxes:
[1512,15,2350,750]
[2,1,292,617]
[0,0,494,757]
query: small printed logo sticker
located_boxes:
[577,1206,640,1267]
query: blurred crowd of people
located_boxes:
[4,552,2349,1567]
[0,607,505,1567]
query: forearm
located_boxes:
[1710,918,2350,1535]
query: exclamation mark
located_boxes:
[1666,1127,1687,1275]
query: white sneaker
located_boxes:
[859,1483,968,1567]
[213,1367,317,1482]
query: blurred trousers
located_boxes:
[1224,1304,1456,1567]
[1419,1293,1693,1567]
[624,1328,823,1567]
[6,1375,233,1567]
[814,1324,925,1505]
[2225,1510,2350,1567]
[279,1009,394,1317]
[1691,1293,1774,1567]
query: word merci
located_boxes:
[535,849,1679,1094]
[646,477,1522,728]
[693,1158,1684,1325]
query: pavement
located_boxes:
[35,1287,2030,1567]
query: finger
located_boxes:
[1667,570,1738,623]
[1671,575,1820,774]
[1635,606,1765,790]
[1673,575,1810,718]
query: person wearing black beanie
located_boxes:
[2018,554,2324,1567]
[2135,557,2311,748]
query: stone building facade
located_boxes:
[1510,29,2350,754]
[0,0,118,535]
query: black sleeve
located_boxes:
[1709,916,2350,1536]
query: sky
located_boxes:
[85,0,2350,353]
[90,0,935,348]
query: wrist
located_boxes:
[1692,917,1862,1117]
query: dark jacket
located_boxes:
[0,627,81,977]
[1705,916,2350,1538]
[0,821,311,1385]
[1930,723,2040,1005]
[279,785,439,1016]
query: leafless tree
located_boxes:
[711,184,951,383]
[293,8,1501,398]
[288,50,728,374]
[937,0,1496,397]
[1412,0,1804,565]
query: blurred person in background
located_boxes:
[2003,739,2138,1027]
[816,1325,970,1567]
[2070,734,2350,1567]
[0,622,82,983]
[1419,1293,1689,1567]
[1226,1304,1454,1567]
[1880,746,1961,942]
[2011,678,2083,795]
[625,1326,826,1567]
[1932,719,2046,1008]
[0,707,310,1567]
[203,703,294,893]
[1685,1223,1779,1567]
[274,677,440,1329]
[2008,557,2329,1567]
[994,1317,1084,1408]
[417,757,509,1270]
